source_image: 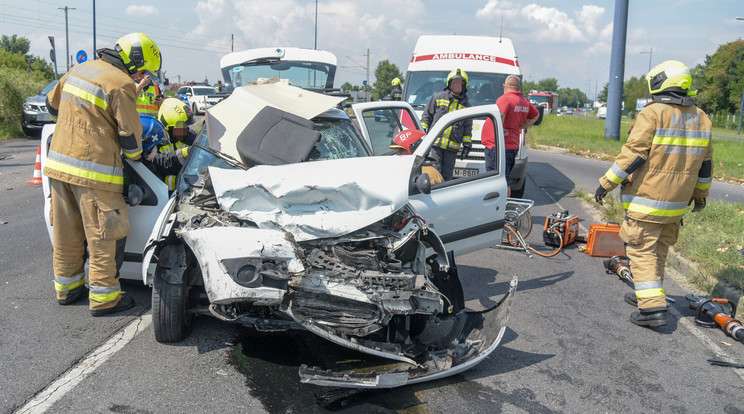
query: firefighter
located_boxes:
[389,77,403,101]
[156,98,196,191]
[594,60,713,327]
[44,33,161,316]
[135,71,162,116]
[140,115,188,189]
[420,68,472,181]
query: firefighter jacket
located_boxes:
[44,53,143,193]
[599,101,713,224]
[421,90,472,152]
[389,85,403,101]
[136,82,160,115]
[145,144,189,191]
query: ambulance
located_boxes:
[403,35,529,197]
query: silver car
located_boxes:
[22,80,57,136]
[41,81,515,388]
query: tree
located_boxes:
[371,60,402,101]
[0,34,31,57]
[557,87,588,108]
[622,75,648,116]
[340,82,353,92]
[597,83,609,103]
[522,80,539,96]
[694,39,744,114]
[537,78,559,92]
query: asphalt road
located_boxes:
[2,137,744,413]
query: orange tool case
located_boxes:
[585,223,625,257]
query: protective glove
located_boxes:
[594,185,608,205]
[690,197,706,213]
[459,143,471,160]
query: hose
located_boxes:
[504,224,564,258]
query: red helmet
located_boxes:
[390,129,426,154]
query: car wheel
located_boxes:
[152,258,193,343]
[192,103,199,115]
[22,125,34,137]
[510,181,526,198]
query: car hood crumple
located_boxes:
[208,155,416,241]
[25,94,47,106]
[205,80,346,162]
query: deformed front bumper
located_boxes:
[299,277,518,388]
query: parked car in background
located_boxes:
[176,85,224,115]
[21,80,58,136]
[597,106,607,119]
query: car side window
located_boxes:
[429,114,499,182]
[359,107,418,156]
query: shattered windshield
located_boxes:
[309,117,369,161]
[176,127,233,193]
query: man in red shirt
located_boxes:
[489,75,539,196]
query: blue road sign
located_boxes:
[76,50,87,64]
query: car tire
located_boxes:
[152,262,193,343]
[510,181,526,198]
[22,125,34,137]
[192,103,199,115]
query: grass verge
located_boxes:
[529,115,744,183]
[574,189,744,293]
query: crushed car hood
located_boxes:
[205,80,345,161]
[208,155,415,241]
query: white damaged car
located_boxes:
[41,81,516,388]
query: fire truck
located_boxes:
[527,91,559,114]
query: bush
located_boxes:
[0,67,49,138]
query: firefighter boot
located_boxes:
[58,284,88,305]
[630,310,668,327]
[90,294,135,317]
[624,292,637,307]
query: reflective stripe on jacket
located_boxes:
[136,83,160,115]
[420,91,472,152]
[159,141,188,191]
[43,59,142,192]
[599,101,713,223]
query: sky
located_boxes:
[1,0,742,100]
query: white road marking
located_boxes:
[16,314,152,414]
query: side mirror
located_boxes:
[126,184,144,206]
[415,173,432,195]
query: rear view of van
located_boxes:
[404,35,529,197]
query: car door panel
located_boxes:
[353,104,508,256]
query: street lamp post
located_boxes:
[640,48,652,99]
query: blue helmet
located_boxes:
[140,114,168,152]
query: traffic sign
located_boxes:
[362,80,367,85]
[76,50,87,64]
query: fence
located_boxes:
[711,112,741,130]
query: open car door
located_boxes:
[353,104,508,257]
[351,101,423,155]
[40,124,169,280]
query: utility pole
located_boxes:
[58,6,76,71]
[640,47,653,98]
[93,0,96,58]
[604,0,628,141]
[366,48,370,102]
[314,0,318,50]
[48,36,58,80]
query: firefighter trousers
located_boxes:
[50,179,130,310]
[620,218,680,312]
